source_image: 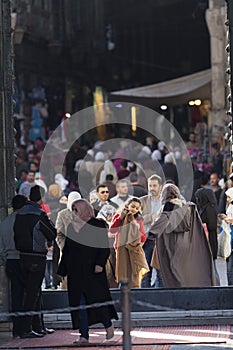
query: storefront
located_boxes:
[108,69,211,142]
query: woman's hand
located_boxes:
[94,265,103,273]
[120,206,129,220]
[225,217,233,224]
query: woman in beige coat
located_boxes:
[109,198,149,288]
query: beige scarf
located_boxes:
[118,215,141,246]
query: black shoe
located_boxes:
[20,330,45,338]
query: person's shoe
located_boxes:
[34,327,55,335]
[43,327,55,334]
[20,330,44,338]
[73,336,89,344]
[106,324,114,340]
[12,331,20,338]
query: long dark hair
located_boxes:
[126,197,143,219]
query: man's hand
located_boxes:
[152,214,157,222]
[94,265,103,273]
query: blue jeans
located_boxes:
[154,269,164,288]
[44,260,53,288]
[79,295,89,340]
[79,294,112,340]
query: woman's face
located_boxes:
[128,201,141,215]
[227,195,233,205]
[72,205,80,221]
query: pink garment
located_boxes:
[71,199,94,232]
[109,213,146,249]
[113,149,125,173]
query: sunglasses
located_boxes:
[100,191,109,194]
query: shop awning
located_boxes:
[108,69,211,107]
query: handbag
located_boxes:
[218,220,232,259]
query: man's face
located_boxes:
[28,154,35,162]
[148,180,161,197]
[27,172,35,183]
[117,182,128,196]
[210,174,219,186]
[189,133,195,142]
[97,186,109,202]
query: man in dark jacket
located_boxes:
[14,185,56,338]
[92,184,118,217]
[0,194,28,338]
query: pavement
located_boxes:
[0,258,231,349]
[0,325,233,349]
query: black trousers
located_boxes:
[19,254,46,334]
[141,239,154,287]
[5,259,24,336]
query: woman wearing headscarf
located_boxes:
[195,186,218,261]
[149,184,218,288]
[57,199,118,345]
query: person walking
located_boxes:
[55,191,81,289]
[14,185,56,338]
[109,197,149,288]
[148,183,218,288]
[57,199,118,345]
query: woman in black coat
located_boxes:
[195,187,218,260]
[58,199,118,344]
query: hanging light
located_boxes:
[188,100,195,106]
[131,106,137,134]
[194,99,202,106]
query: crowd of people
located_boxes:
[0,134,232,344]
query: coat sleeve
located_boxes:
[39,212,57,242]
[55,211,66,250]
[95,221,110,268]
[148,213,169,239]
[57,241,68,277]
[109,214,122,233]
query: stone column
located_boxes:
[206,0,227,143]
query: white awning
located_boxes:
[109,69,211,107]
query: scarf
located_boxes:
[118,214,141,247]
[71,199,94,233]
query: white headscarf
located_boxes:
[55,173,69,191]
[67,191,81,211]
